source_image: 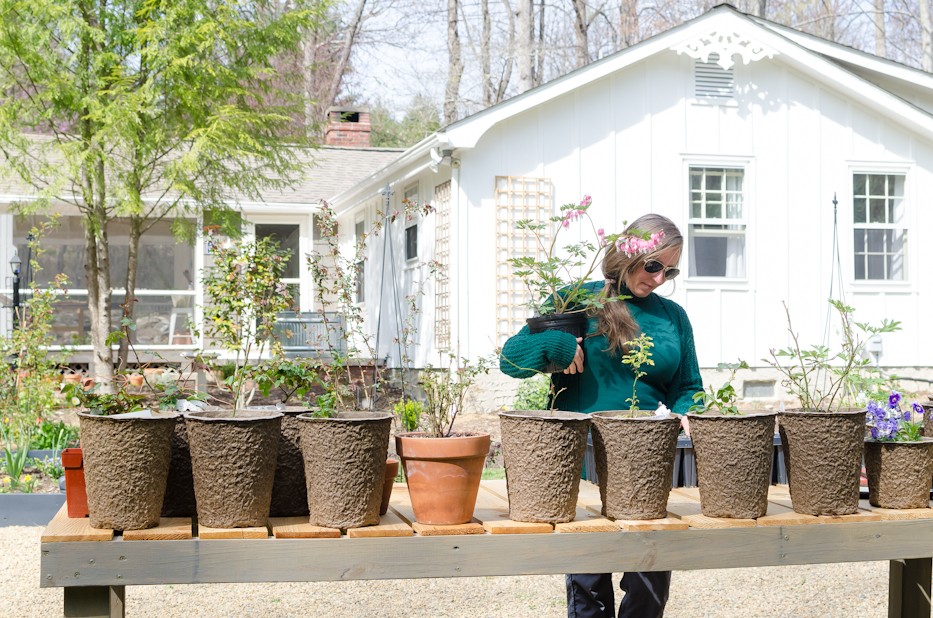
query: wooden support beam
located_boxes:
[64,585,124,618]
[889,558,932,618]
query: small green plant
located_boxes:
[30,420,79,452]
[621,333,654,414]
[420,354,493,437]
[252,357,322,405]
[34,456,64,481]
[0,422,32,490]
[689,360,750,415]
[866,392,925,442]
[511,374,552,411]
[62,383,147,416]
[393,398,423,432]
[766,300,900,411]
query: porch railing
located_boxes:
[273,312,346,355]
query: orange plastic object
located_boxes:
[62,447,89,518]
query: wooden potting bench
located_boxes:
[40,481,933,618]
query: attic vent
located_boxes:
[695,54,734,101]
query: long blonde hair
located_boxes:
[595,214,683,354]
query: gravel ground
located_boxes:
[6,524,887,617]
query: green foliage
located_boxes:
[201,236,293,411]
[252,357,321,405]
[33,456,64,482]
[393,399,423,432]
[0,0,329,380]
[420,355,493,438]
[690,360,750,415]
[765,300,901,411]
[0,421,31,489]
[62,383,146,416]
[621,334,654,414]
[368,96,442,148]
[512,374,552,411]
[30,420,79,452]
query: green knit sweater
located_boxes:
[500,282,703,415]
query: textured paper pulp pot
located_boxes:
[160,415,197,517]
[297,411,392,529]
[498,410,591,523]
[77,411,178,531]
[381,458,400,516]
[591,412,680,520]
[268,406,315,517]
[777,409,866,516]
[864,439,933,509]
[923,403,933,438]
[396,432,491,525]
[687,412,776,519]
[185,409,283,528]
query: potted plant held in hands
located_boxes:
[395,355,493,525]
[591,335,681,520]
[864,392,933,509]
[767,300,900,516]
[187,236,291,529]
[65,383,177,531]
[687,361,776,519]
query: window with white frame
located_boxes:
[404,184,419,261]
[853,173,906,281]
[687,167,746,278]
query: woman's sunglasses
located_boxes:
[643,259,680,280]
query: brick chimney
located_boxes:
[324,108,372,148]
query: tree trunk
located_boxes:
[921,0,933,72]
[116,218,143,371]
[496,0,515,103]
[444,0,462,124]
[572,0,588,68]
[873,0,886,57]
[324,0,368,121]
[621,0,639,48]
[516,0,534,93]
[758,0,767,17]
[481,0,492,107]
[85,207,115,391]
[534,0,545,87]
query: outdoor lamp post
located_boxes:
[9,251,21,329]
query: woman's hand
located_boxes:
[563,338,584,375]
[680,414,691,436]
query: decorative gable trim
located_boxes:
[671,30,777,70]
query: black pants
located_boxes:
[566,571,671,618]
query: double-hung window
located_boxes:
[853,173,906,281]
[687,167,746,278]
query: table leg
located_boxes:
[889,558,932,618]
[64,585,125,618]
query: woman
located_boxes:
[499,214,702,618]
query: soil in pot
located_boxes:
[864,439,933,509]
[687,412,776,519]
[499,410,591,523]
[161,415,196,517]
[185,409,282,528]
[298,411,392,529]
[77,411,178,531]
[396,432,490,525]
[591,411,680,520]
[778,409,865,516]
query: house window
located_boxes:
[355,219,365,303]
[687,167,746,278]
[853,173,906,281]
[405,224,418,261]
[256,223,301,310]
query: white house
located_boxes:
[331,4,933,406]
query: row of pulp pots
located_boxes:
[77,407,400,531]
[498,407,933,525]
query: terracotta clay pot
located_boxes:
[77,411,177,531]
[298,411,392,529]
[381,458,400,516]
[498,410,591,523]
[161,416,196,517]
[591,411,680,520]
[396,432,490,525]
[864,439,933,509]
[778,409,866,516]
[62,448,89,518]
[687,412,776,519]
[185,409,282,528]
